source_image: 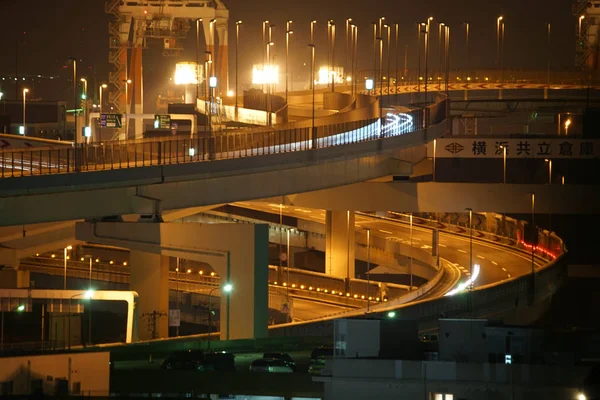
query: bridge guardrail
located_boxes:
[0,99,445,179]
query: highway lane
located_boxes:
[23,258,353,320]
[233,202,545,291]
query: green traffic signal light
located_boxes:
[16,304,25,312]
[387,311,396,318]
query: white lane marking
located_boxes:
[458,249,467,254]
[477,255,486,260]
[508,274,512,278]
[421,245,432,249]
[492,261,498,265]
[502,268,507,272]
[379,229,393,234]
[439,244,447,247]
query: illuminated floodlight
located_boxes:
[189,147,195,157]
[227,90,234,97]
[19,126,25,135]
[84,290,94,299]
[365,79,374,90]
[252,64,280,84]
[209,76,217,88]
[445,264,481,296]
[174,62,199,85]
[387,311,396,318]
[83,126,92,138]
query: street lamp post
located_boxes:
[235,21,242,114]
[0,92,5,133]
[346,18,352,83]
[331,22,336,92]
[196,18,203,100]
[409,213,414,291]
[309,43,315,148]
[99,84,107,114]
[385,24,391,104]
[87,255,93,345]
[547,22,551,85]
[63,245,72,290]
[366,228,371,312]
[500,145,507,183]
[425,17,433,104]
[438,22,445,81]
[545,159,552,184]
[80,78,88,133]
[417,23,422,91]
[394,23,399,94]
[378,37,383,128]
[69,58,78,140]
[465,208,473,287]
[286,25,293,102]
[21,88,28,135]
[464,22,469,88]
[207,283,232,349]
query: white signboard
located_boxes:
[427,138,599,159]
[169,309,180,327]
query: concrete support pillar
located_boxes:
[16,270,30,289]
[216,22,229,96]
[325,211,355,279]
[130,251,170,341]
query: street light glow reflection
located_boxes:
[445,264,481,296]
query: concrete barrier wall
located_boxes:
[323,92,355,111]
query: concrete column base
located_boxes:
[130,251,170,340]
[325,211,355,280]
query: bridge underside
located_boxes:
[271,182,598,214]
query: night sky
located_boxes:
[0,0,577,106]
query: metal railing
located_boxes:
[0,102,440,179]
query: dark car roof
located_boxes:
[252,358,289,367]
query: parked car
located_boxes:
[160,350,235,372]
[310,345,334,362]
[262,352,296,371]
[249,358,294,373]
[309,345,334,375]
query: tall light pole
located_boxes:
[409,213,414,292]
[88,255,93,345]
[417,23,422,91]
[266,41,274,126]
[310,20,317,90]
[235,21,242,113]
[352,24,358,95]
[378,16,385,38]
[63,245,72,290]
[99,84,107,114]
[465,208,473,289]
[384,24,391,102]
[394,23,399,94]
[372,22,378,91]
[331,22,336,92]
[500,20,505,88]
[438,22,445,81]
[207,283,232,349]
[425,17,433,103]
[196,18,203,100]
[464,22,469,87]
[545,159,552,184]
[346,18,352,82]
[579,15,585,42]
[366,228,371,312]
[496,16,504,65]
[547,22,551,85]
[445,25,451,93]
[22,88,28,135]
[0,92,5,133]
[286,21,293,102]
[309,43,316,147]
[80,78,88,131]
[501,145,507,183]
[378,37,383,126]
[69,57,77,140]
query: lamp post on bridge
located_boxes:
[207,283,232,349]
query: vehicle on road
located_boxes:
[160,350,235,372]
[309,345,334,375]
[262,352,297,371]
[249,358,294,373]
